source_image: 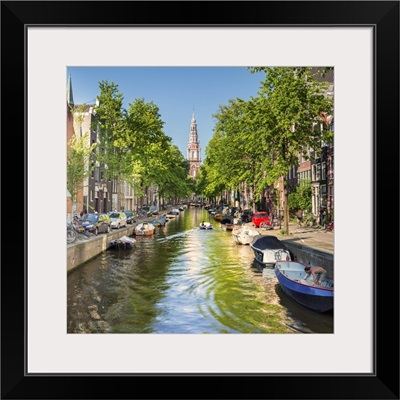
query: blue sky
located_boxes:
[67,67,265,161]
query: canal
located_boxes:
[67,208,333,334]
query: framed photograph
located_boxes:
[2,1,398,399]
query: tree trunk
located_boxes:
[283,179,290,234]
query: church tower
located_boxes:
[187,113,201,178]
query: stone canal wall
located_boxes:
[67,225,135,274]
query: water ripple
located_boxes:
[67,209,333,334]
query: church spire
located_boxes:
[67,74,74,107]
[187,112,201,179]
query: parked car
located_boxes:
[108,211,128,229]
[124,210,136,224]
[80,213,111,235]
[252,211,272,228]
[240,209,254,223]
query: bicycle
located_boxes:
[67,222,77,244]
[260,221,273,230]
[76,227,91,241]
[67,220,91,244]
[271,218,282,229]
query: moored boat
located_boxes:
[152,214,168,227]
[225,221,241,231]
[232,225,258,245]
[274,260,334,313]
[134,222,155,236]
[214,213,224,221]
[250,235,293,266]
[166,208,180,218]
[109,235,136,250]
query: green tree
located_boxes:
[288,179,312,214]
[67,131,96,216]
[93,81,127,209]
[156,144,192,205]
[248,67,333,233]
[204,98,261,207]
[124,98,175,205]
[94,82,191,210]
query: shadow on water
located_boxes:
[67,208,333,334]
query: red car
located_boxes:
[252,211,272,228]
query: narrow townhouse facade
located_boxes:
[66,76,75,219]
[66,75,86,218]
[310,69,334,223]
[75,104,113,214]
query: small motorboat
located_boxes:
[250,235,293,266]
[214,213,224,221]
[224,221,241,231]
[109,235,136,250]
[274,260,334,313]
[166,208,180,218]
[232,225,258,245]
[199,221,213,230]
[133,222,155,236]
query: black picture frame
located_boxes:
[2,1,399,399]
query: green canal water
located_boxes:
[67,208,333,334]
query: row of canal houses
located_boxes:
[67,69,334,223]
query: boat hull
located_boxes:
[134,222,155,236]
[199,222,213,230]
[134,230,155,236]
[152,215,167,226]
[214,213,223,221]
[225,223,235,231]
[250,235,292,266]
[109,236,136,249]
[275,261,334,313]
[232,226,258,245]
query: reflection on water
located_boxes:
[67,208,333,334]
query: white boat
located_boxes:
[232,225,258,245]
[199,222,213,230]
[167,208,180,218]
[133,222,155,236]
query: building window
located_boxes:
[316,163,321,181]
[320,185,327,207]
[322,162,326,180]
